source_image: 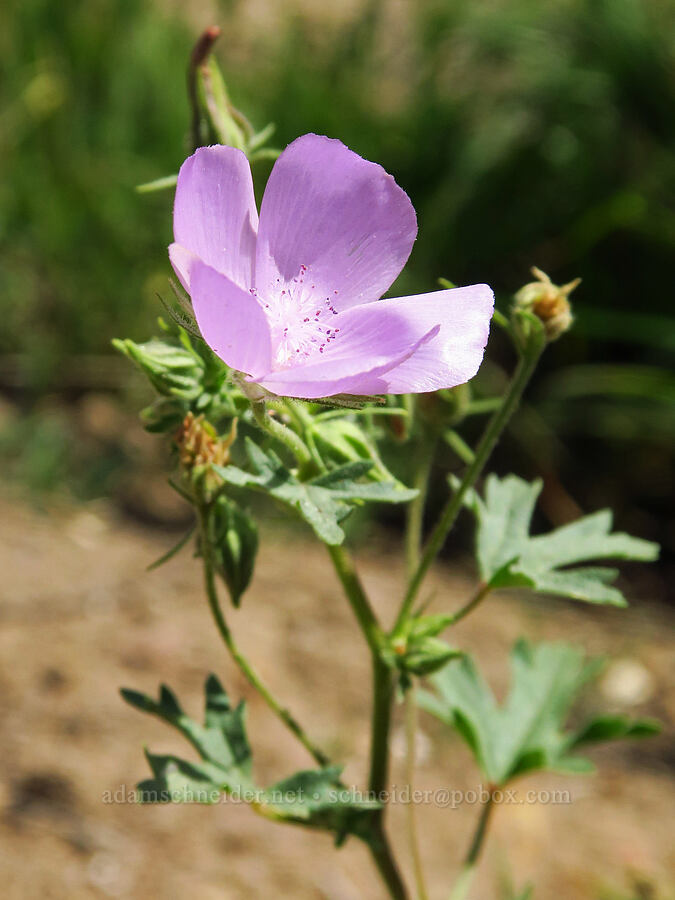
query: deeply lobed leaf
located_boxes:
[122,676,379,842]
[463,474,658,606]
[419,639,659,785]
[213,438,417,545]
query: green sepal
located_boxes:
[113,336,203,401]
[510,306,547,358]
[114,328,245,434]
[397,637,463,677]
[385,613,461,677]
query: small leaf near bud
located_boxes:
[514,267,581,342]
[384,615,461,677]
[400,637,462,677]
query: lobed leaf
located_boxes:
[213,438,416,546]
[464,473,659,606]
[122,676,378,841]
[419,639,658,785]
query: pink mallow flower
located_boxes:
[169,134,494,399]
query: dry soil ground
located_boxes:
[0,498,673,899]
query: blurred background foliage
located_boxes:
[1,0,673,593]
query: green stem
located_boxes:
[199,507,329,767]
[447,583,491,627]
[465,789,495,866]
[368,817,409,900]
[448,790,496,900]
[326,544,408,900]
[394,345,544,634]
[405,688,429,900]
[326,544,382,655]
[405,435,436,581]
[251,400,314,470]
[367,655,408,900]
[283,399,327,474]
[443,429,475,466]
[369,654,394,798]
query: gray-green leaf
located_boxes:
[122,676,379,842]
[419,639,659,785]
[213,438,416,546]
[465,474,658,605]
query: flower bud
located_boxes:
[399,636,461,676]
[113,337,204,400]
[190,27,247,152]
[206,496,258,607]
[514,267,580,341]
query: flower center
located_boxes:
[255,266,341,370]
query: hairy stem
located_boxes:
[448,790,496,900]
[447,582,491,626]
[199,507,329,767]
[394,346,544,633]
[405,435,436,580]
[367,818,409,900]
[369,654,394,799]
[326,544,409,900]
[405,688,429,900]
[250,399,314,471]
[327,544,382,655]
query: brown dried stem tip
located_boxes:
[188,26,222,150]
[174,412,237,471]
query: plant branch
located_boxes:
[405,434,436,581]
[448,789,496,900]
[198,506,329,767]
[405,687,429,900]
[447,583,491,627]
[366,655,408,900]
[326,544,383,655]
[326,543,408,900]
[250,400,314,471]
[394,343,544,633]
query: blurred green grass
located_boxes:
[0,0,673,578]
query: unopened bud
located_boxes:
[207,496,258,607]
[515,267,580,341]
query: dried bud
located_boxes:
[515,267,580,341]
[174,413,237,473]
